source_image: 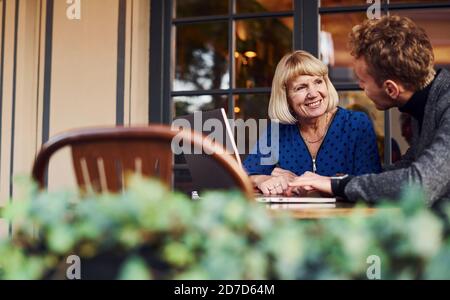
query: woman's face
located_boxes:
[287,75,329,120]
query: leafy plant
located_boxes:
[0,176,449,280]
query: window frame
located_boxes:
[149,0,318,121]
[149,0,450,166]
[320,1,450,164]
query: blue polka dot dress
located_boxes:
[243,107,382,176]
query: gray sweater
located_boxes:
[345,69,450,206]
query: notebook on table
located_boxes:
[265,202,337,209]
[258,193,337,209]
[255,194,336,204]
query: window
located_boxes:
[150,0,450,192]
[151,0,305,193]
[319,3,388,164]
[172,0,295,122]
[319,0,450,165]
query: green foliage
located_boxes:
[0,176,449,280]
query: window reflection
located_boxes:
[391,9,450,69]
[236,0,293,13]
[174,22,229,91]
[174,167,192,195]
[389,0,450,3]
[320,8,450,76]
[175,0,228,18]
[234,94,270,156]
[235,18,293,88]
[320,12,368,83]
[234,94,269,120]
[320,0,371,7]
[173,95,228,117]
[320,0,450,7]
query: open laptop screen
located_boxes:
[174,109,244,193]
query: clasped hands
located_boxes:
[257,168,332,196]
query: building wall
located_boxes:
[0,0,150,237]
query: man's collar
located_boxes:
[399,70,440,128]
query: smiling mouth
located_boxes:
[305,99,322,107]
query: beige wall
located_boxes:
[48,0,120,190]
[0,0,20,238]
[0,0,150,237]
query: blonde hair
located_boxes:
[268,50,339,124]
[349,15,435,91]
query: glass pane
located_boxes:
[391,9,450,69]
[389,0,450,3]
[174,167,193,196]
[173,95,228,117]
[175,0,228,18]
[236,0,293,13]
[235,18,293,88]
[320,12,367,84]
[234,94,270,156]
[234,94,269,120]
[174,22,229,91]
[320,0,371,7]
[338,91,391,164]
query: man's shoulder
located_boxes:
[421,69,450,123]
[431,69,450,103]
[438,93,450,121]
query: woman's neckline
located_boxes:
[295,107,340,159]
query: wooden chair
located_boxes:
[32,125,254,198]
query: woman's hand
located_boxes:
[270,168,309,196]
[287,171,333,195]
[257,175,292,195]
[271,167,297,180]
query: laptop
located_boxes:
[176,109,336,204]
[175,109,244,194]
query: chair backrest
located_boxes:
[32,125,254,198]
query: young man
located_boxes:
[288,15,450,207]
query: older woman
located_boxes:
[244,50,381,195]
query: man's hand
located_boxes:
[270,168,306,196]
[287,171,333,195]
[255,168,318,196]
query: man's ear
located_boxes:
[383,80,400,99]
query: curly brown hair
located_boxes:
[349,15,436,91]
